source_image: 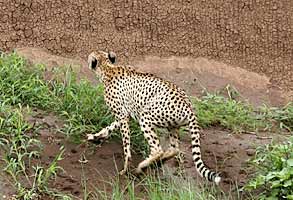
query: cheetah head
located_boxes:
[88,50,116,73]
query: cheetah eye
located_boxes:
[108,51,116,64]
[90,57,98,70]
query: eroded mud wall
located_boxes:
[0,0,292,89]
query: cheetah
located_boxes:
[86,51,221,185]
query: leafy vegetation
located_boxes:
[245,137,293,199]
[0,53,56,108]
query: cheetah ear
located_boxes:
[108,51,116,64]
[88,55,99,70]
[88,52,100,70]
[90,57,98,70]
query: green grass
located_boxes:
[0,53,56,108]
[0,52,292,199]
[193,93,293,133]
[87,172,232,200]
[193,94,263,133]
[0,104,40,184]
[0,53,112,142]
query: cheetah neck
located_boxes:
[99,63,124,86]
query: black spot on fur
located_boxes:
[194,156,200,162]
[196,162,203,169]
[208,171,215,182]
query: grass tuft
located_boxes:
[88,172,232,200]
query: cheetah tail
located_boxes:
[188,114,221,185]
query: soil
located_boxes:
[0,49,291,199]
[0,174,14,200]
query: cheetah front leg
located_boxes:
[135,119,164,174]
[87,121,120,141]
[119,118,132,175]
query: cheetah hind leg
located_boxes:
[160,128,185,175]
[161,128,180,162]
[135,125,164,174]
[135,151,164,174]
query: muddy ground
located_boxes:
[0,48,292,199]
[2,109,287,200]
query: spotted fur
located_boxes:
[87,51,221,184]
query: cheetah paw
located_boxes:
[134,167,143,175]
[87,134,95,141]
[87,129,109,141]
[119,168,128,176]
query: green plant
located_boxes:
[32,147,65,194]
[53,79,112,143]
[245,137,293,199]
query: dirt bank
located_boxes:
[1,0,293,91]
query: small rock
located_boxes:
[246,148,255,156]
